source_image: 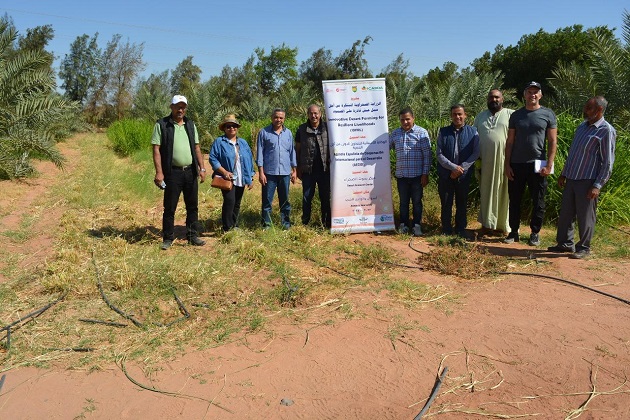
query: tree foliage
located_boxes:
[170,55,201,98]
[83,34,145,125]
[0,20,81,179]
[254,43,298,95]
[133,70,171,122]
[335,36,373,79]
[472,25,615,94]
[549,11,630,128]
[59,33,100,104]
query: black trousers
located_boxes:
[221,185,245,231]
[162,167,199,240]
[301,170,331,227]
[507,162,547,234]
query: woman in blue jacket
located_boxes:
[209,115,255,231]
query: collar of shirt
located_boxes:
[589,116,606,128]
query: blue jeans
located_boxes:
[396,176,424,228]
[301,170,331,227]
[438,174,471,235]
[261,174,291,228]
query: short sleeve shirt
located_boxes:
[508,107,557,163]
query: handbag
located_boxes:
[211,175,233,191]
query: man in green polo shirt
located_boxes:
[152,95,207,250]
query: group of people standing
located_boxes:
[152,85,616,260]
[151,98,330,250]
[392,82,616,259]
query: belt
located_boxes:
[171,165,192,171]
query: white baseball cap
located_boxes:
[171,95,188,105]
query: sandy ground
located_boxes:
[1,136,629,419]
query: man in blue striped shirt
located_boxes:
[547,96,616,259]
[389,107,432,236]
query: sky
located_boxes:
[1,1,628,84]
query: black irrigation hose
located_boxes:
[408,238,429,255]
[93,255,144,328]
[605,223,630,236]
[96,275,144,328]
[293,249,361,281]
[93,253,193,328]
[46,347,95,352]
[172,288,190,318]
[383,261,424,270]
[1,291,68,351]
[79,318,128,328]
[281,275,299,304]
[502,271,630,306]
[405,238,630,306]
[0,374,5,393]
[414,366,449,419]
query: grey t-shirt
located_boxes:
[508,106,557,163]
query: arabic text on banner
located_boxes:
[322,78,395,234]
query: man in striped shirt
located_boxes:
[389,107,432,236]
[547,96,616,259]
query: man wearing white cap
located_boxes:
[152,95,207,250]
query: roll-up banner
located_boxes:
[322,78,395,234]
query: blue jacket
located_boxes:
[436,124,480,180]
[209,136,255,185]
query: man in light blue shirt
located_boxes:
[257,108,297,229]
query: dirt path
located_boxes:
[1,135,629,419]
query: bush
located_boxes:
[546,114,630,225]
[107,119,154,156]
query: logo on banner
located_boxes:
[362,85,384,91]
[380,215,394,222]
[352,86,357,92]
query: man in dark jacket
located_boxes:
[152,95,207,250]
[436,104,480,236]
[295,104,331,228]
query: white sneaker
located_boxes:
[413,224,423,237]
[398,223,409,234]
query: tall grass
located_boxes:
[546,114,630,225]
[107,119,154,156]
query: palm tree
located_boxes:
[187,79,235,145]
[549,10,630,129]
[0,21,80,179]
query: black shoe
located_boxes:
[503,232,519,244]
[569,249,590,259]
[188,236,205,246]
[528,233,540,246]
[547,245,575,253]
[160,240,173,250]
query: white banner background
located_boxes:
[322,78,394,233]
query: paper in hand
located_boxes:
[534,159,554,174]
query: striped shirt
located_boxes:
[389,124,432,178]
[561,117,616,189]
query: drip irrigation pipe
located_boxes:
[1,292,68,350]
[414,366,449,419]
[501,271,630,306]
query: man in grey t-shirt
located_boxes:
[504,81,557,246]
